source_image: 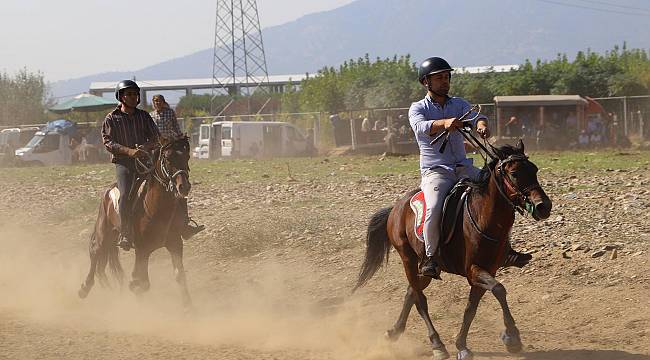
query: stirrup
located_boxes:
[420,257,442,280]
[182,219,205,240]
[117,234,133,251]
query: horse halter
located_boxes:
[494,154,541,216]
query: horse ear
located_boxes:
[516,139,525,153]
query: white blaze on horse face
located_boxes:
[174,173,190,198]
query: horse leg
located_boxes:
[166,240,193,312]
[454,286,486,360]
[96,252,110,288]
[129,250,151,295]
[78,248,98,299]
[385,285,416,341]
[492,280,522,353]
[403,250,449,360]
[469,266,523,356]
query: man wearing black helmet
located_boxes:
[101,80,159,250]
[409,57,490,278]
[410,57,531,279]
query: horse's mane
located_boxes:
[467,144,523,194]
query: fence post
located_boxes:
[314,112,321,148]
[640,110,645,141]
[350,111,357,150]
[623,96,628,136]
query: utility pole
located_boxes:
[211,0,270,115]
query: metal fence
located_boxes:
[592,95,649,138]
[179,95,648,153]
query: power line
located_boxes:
[536,0,650,17]
[575,0,650,13]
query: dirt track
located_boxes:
[0,152,649,360]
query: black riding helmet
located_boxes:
[418,57,454,83]
[115,80,141,104]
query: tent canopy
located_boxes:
[49,93,118,114]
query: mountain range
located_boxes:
[51,0,650,99]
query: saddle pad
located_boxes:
[409,181,471,245]
[409,191,426,242]
[109,187,121,214]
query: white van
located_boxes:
[194,121,312,159]
[15,130,73,166]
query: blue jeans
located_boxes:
[421,165,481,257]
[115,159,137,233]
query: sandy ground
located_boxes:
[0,154,649,360]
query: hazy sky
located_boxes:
[0,0,355,81]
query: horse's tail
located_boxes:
[93,193,125,287]
[353,206,393,292]
[106,240,124,287]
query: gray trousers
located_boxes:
[421,165,481,257]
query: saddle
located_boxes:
[409,179,472,246]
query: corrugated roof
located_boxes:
[456,64,520,74]
[89,74,308,92]
[494,95,588,106]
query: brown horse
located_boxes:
[78,136,194,311]
[354,140,552,360]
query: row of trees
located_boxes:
[0,69,48,127]
[277,45,650,114]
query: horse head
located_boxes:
[158,135,192,198]
[493,139,552,220]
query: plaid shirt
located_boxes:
[102,106,160,163]
[150,107,182,139]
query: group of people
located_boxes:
[504,110,617,150]
[576,115,606,148]
[101,80,203,250]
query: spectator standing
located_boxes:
[150,94,182,140]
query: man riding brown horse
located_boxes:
[101,80,203,250]
[408,57,530,278]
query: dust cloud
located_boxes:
[0,222,421,360]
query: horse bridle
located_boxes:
[137,141,189,195]
[464,154,541,243]
[444,111,541,217]
[493,154,541,216]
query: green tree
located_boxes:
[0,68,47,126]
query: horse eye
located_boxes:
[176,150,183,155]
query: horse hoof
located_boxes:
[456,349,473,360]
[501,330,523,353]
[78,286,89,299]
[384,329,401,342]
[433,346,450,360]
[129,280,149,295]
[183,304,197,317]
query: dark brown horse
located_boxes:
[78,136,194,311]
[354,140,552,360]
